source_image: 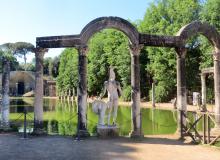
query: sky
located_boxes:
[0,0,152,62]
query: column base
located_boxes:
[32,120,47,136]
[75,129,90,138]
[129,129,144,138]
[97,125,119,138]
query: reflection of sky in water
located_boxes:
[9,98,180,136]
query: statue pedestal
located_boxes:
[97,125,119,138]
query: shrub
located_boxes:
[122,85,131,102]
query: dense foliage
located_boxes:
[56,48,78,95]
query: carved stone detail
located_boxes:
[34,48,48,58]
[129,44,143,56]
[175,47,187,58]
[76,45,89,56]
[213,50,220,61]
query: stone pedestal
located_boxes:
[76,129,90,138]
[97,125,119,138]
[129,129,144,138]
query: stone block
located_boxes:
[97,125,119,138]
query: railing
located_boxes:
[180,110,220,145]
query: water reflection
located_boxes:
[9,98,180,136]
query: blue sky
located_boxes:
[0,0,152,62]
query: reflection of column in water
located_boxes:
[47,120,52,134]
[71,100,75,113]
[67,99,70,112]
[151,108,156,134]
[49,99,52,111]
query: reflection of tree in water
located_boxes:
[141,108,177,135]
[46,100,178,136]
[47,100,77,135]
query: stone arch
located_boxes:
[177,21,220,49]
[80,16,139,45]
[176,21,220,133]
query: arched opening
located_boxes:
[176,21,220,132]
[80,17,139,45]
[76,17,143,137]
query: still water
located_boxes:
[9,98,178,136]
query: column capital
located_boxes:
[76,45,89,56]
[175,47,187,58]
[213,50,220,61]
[34,48,48,58]
[129,44,143,56]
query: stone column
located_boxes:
[176,47,187,111]
[76,45,90,137]
[1,59,10,128]
[175,47,187,137]
[129,44,143,138]
[201,74,206,109]
[213,49,220,133]
[33,48,48,134]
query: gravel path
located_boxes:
[0,133,219,160]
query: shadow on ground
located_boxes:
[0,133,216,160]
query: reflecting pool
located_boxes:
[9,98,178,136]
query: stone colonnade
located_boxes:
[32,43,144,137]
[34,17,220,137]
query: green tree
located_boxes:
[43,56,60,78]
[138,0,201,102]
[87,29,131,98]
[199,0,220,101]
[43,57,53,76]
[57,48,78,95]
[12,42,35,71]
[200,0,220,31]
[199,0,220,69]
[57,29,148,101]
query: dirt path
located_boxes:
[0,133,219,160]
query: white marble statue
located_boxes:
[100,67,122,125]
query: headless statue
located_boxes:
[92,99,108,126]
[100,67,122,125]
